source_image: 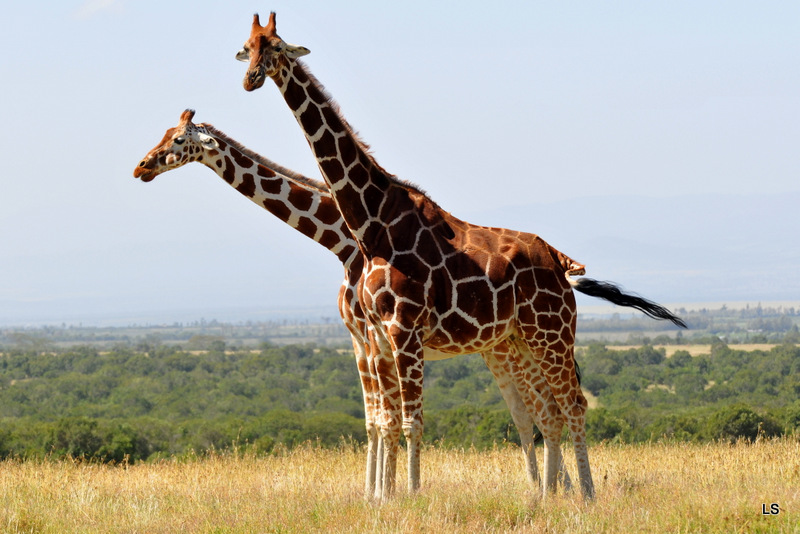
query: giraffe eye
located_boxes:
[174,137,185,145]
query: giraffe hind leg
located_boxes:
[517,341,594,499]
[481,349,540,486]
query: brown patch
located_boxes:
[287,186,314,211]
[263,198,291,221]
[236,173,256,197]
[551,340,567,357]
[415,230,442,268]
[307,81,328,106]
[284,78,307,111]
[314,200,342,225]
[320,159,345,182]
[440,313,480,345]
[533,290,558,313]
[386,212,419,252]
[292,63,309,84]
[369,165,391,190]
[299,105,324,136]
[347,164,370,189]
[336,182,369,226]
[537,313,562,333]
[312,129,338,159]
[534,268,559,291]
[495,285,515,322]
[392,252,430,280]
[214,136,228,151]
[319,229,341,250]
[375,291,396,317]
[256,164,276,178]
[229,148,254,169]
[338,136,358,167]
[295,216,317,237]
[338,244,357,263]
[321,106,346,134]
[456,279,496,325]
[362,184,385,216]
[361,221,386,249]
[260,178,282,195]
[222,156,236,184]
[430,267,452,314]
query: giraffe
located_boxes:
[133,109,382,493]
[131,108,572,498]
[236,12,686,500]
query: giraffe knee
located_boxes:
[402,419,424,441]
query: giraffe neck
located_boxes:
[196,124,359,267]
[271,60,397,249]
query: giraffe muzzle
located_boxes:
[244,66,267,92]
[133,161,157,183]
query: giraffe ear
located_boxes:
[197,132,219,149]
[283,42,310,58]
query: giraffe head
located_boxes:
[134,109,219,183]
[236,12,310,91]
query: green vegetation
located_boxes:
[0,336,798,462]
[578,342,800,443]
[0,304,798,462]
[0,343,366,461]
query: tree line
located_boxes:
[0,340,797,462]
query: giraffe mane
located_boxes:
[198,123,330,194]
[294,60,443,209]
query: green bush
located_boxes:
[704,405,782,443]
[586,408,629,442]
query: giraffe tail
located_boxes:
[568,277,687,328]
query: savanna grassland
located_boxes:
[1,439,798,533]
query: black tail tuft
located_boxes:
[572,278,687,328]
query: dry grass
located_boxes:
[1,439,798,533]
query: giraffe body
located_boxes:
[237,13,685,501]
[237,13,594,499]
[133,109,574,498]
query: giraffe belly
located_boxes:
[421,346,461,361]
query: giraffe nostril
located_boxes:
[139,160,146,167]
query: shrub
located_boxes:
[705,405,783,443]
[586,408,629,442]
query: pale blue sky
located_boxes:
[1,1,798,325]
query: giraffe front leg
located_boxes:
[391,333,425,493]
[541,435,562,496]
[364,421,379,498]
[379,426,400,500]
[373,331,402,501]
[355,344,380,498]
[374,433,385,498]
[403,414,423,493]
[351,332,381,499]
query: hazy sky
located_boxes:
[2,1,799,326]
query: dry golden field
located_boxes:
[1,440,798,533]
